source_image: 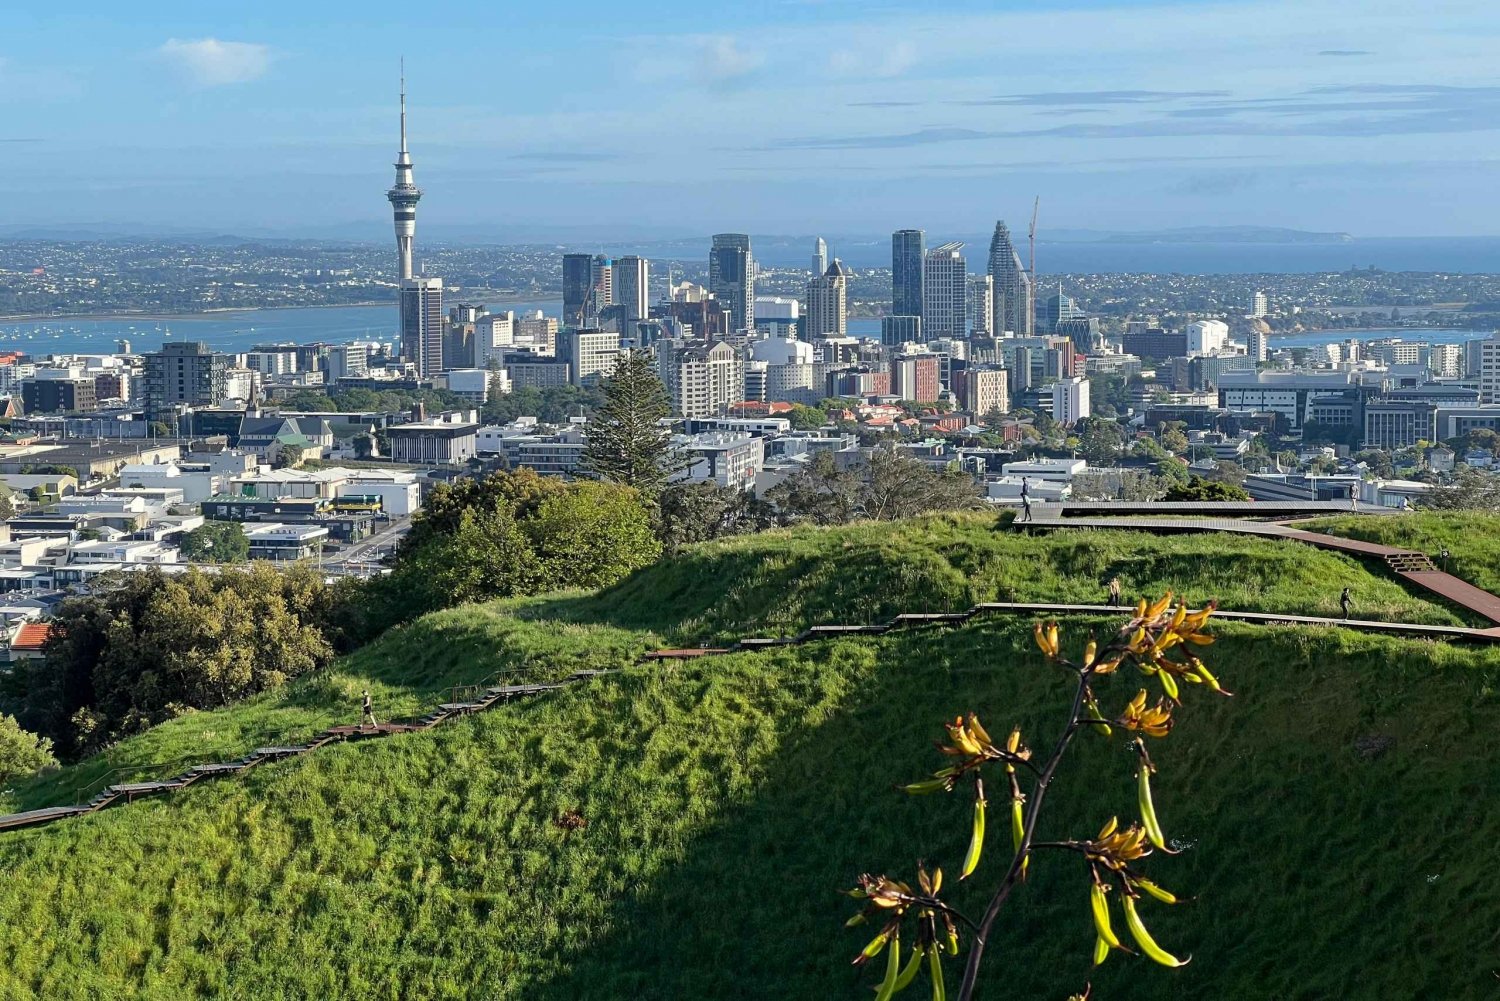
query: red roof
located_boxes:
[11,623,52,651]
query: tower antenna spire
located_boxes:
[399,58,407,154]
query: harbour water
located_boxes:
[1,306,1490,360]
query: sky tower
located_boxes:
[387,66,422,281]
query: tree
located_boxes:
[0,487,14,521]
[1160,427,1189,455]
[1074,417,1124,465]
[180,521,250,563]
[656,482,773,551]
[787,404,830,431]
[10,565,335,757]
[767,449,980,525]
[1163,475,1250,502]
[841,600,1231,1000]
[0,712,56,783]
[1423,467,1500,510]
[764,452,864,526]
[583,351,681,496]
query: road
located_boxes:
[325,515,412,569]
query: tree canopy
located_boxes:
[180,521,250,563]
[583,352,681,496]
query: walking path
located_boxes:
[5,594,1497,837]
[1019,508,1500,626]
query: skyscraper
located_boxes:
[922,243,967,339]
[812,237,828,277]
[1252,290,1269,319]
[144,342,228,416]
[614,255,649,324]
[988,221,1034,337]
[562,253,595,328]
[892,229,925,318]
[967,275,994,337]
[386,72,443,377]
[806,260,851,339]
[709,234,755,331]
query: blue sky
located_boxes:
[2,0,1498,240]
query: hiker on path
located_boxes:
[1107,577,1122,607]
[361,689,378,729]
[1340,587,1352,620]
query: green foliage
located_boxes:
[0,486,14,521]
[180,520,250,563]
[3,565,336,758]
[655,482,773,551]
[1073,416,1124,465]
[354,469,661,640]
[582,351,680,495]
[766,449,980,526]
[1420,467,1500,510]
[0,713,55,784]
[787,403,830,431]
[1162,475,1250,502]
[482,384,606,425]
[1304,511,1500,595]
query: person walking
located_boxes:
[360,689,378,729]
[1340,587,1352,620]
[1019,477,1033,522]
[1107,576,1122,607]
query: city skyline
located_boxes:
[2,0,1498,238]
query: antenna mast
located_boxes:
[1028,196,1039,334]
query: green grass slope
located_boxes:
[1,516,1496,999]
[1306,511,1500,596]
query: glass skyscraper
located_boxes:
[892,229,925,318]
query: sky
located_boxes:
[2,0,1499,241]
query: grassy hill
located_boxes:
[1306,511,1500,596]
[1,514,1497,999]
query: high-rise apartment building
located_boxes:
[709,234,755,331]
[1429,342,1463,380]
[613,255,649,324]
[592,256,614,311]
[922,243,968,339]
[1479,333,1500,404]
[400,277,445,377]
[1052,376,1091,425]
[892,229,925,318]
[1252,290,1269,319]
[805,260,850,339]
[1246,330,1270,364]
[658,340,745,417]
[145,342,229,416]
[557,328,621,387]
[891,353,941,404]
[811,237,828,277]
[988,221,1034,337]
[967,275,994,337]
[956,367,1010,417]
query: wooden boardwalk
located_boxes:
[1021,512,1500,626]
[6,581,1499,835]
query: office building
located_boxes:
[562,253,597,328]
[968,275,994,338]
[709,234,755,331]
[956,367,1009,417]
[806,260,850,339]
[1122,328,1188,360]
[614,255,649,324]
[21,379,96,415]
[892,229,925,318]
[988,221,1033,337]
[515,312,559,353]
[326,344,370,381]
[145,342,229,416]
[891,353,940,404]
[475,312,516,369]
[400,276,444,377]
[557,328,621,387]
[1052,376,1091,425]
[1038,288,1083,333]
[922,243,967,339]
[753,297,800,338]
[881,315,923,348]
[811,237,827,277]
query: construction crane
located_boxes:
[1028,196,1039,333]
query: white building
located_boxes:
[1052,376,1091,425]
[1186,320,1230,356]
[658,341,745,418]
[1252,291,1269,319]
[967,275,994,337]
[922,243,968,339]
[558,329,621,387]
[440,369,494,404]
[674,432,765,491]
[337,470,422,517]
[1478,333,1500,405]
[753,297,800,338]
[1247,330,1269,363]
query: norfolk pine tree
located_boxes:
[583,351,683,495]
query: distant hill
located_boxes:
[0,514,1496,998]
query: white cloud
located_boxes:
[829,40,916,79]
[157,38,273,86]
[693,35,764,86]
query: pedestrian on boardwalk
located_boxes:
[361,689,378,729]
[1107,576,1122,607]
[1340,587,1352,620]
